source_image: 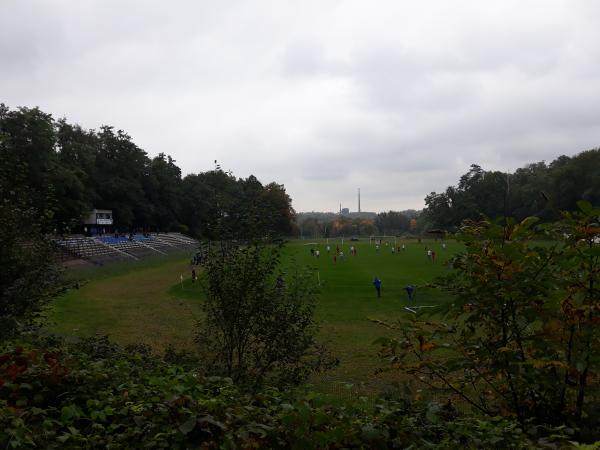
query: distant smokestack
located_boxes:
[358,188,361,213]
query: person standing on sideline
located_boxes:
[427,249,432,261]
[327,245,331,253]
[315,249,320,258]
[333,255,337,265]
[431,250,436,263]
[373,277,382,298]
[191,268,197,283]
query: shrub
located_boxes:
[0,335,573,449]
[375,202,600,440]
[195,240,336,389]
[0,173,63,339]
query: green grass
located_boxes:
[281,239,458,393]
[47,238,460,394]
[49,253,203,351]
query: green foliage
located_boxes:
[196,241,336,388]
[375,204,600,439]
[0,335,573,449]
[0,110,63,338]
[297,215,379,238]
[0,105,58,224]
[0,104,295,236]
[424,150,600,229]
[374,211,411,235]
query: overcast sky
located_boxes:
[2,1,600,213]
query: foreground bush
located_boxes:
[376,202,600,442]
[196,240,336,389]
[0,335,575,449]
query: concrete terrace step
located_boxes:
[54,237,124,262]
[53,233,198,265]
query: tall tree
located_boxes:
[54,120,98,231]
[0,104,297,236]
[423,150,600,229]
[149,153,183,231]
[93,126,150,229]
[375,211,410,235]
[0,105,58,229]
[0,122,62,337]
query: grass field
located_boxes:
[47,238,460,395]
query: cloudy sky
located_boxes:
[2,1,600,212]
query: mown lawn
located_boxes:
[47,239,460,394]
[49,253,203,351]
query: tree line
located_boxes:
[295,209,420,238]
[422,149,600,230]
[296,148,600,238]
[0,104,295,238]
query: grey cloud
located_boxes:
[282,43,327,77]
[2,0,600,213]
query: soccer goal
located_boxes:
[402,285,439,314]
[404,305,438,314]
[369,235,397,246]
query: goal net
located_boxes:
[369,235,397,245]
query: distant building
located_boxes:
[83,209,113,235]
[341,208,350,215]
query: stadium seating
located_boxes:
[53,233,198,265]
[54,237,128,264]
[152,233,198,247]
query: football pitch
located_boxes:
[48,238,459,395]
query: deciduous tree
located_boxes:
[195,240,335,388]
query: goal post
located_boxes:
[369,235,397,246]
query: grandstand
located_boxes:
[54,233,198,265]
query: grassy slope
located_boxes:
[47,239,460,393]
[49,254,203,351]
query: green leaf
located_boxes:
[577,200,593,214]
[198,415,226,430]
[584,247,600,257]
[361,425,387,442]
[30,407,45,415]
[178,416,197,435]
[519,216,540,230]
[61,405,77,422]
[246,423,273,438]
